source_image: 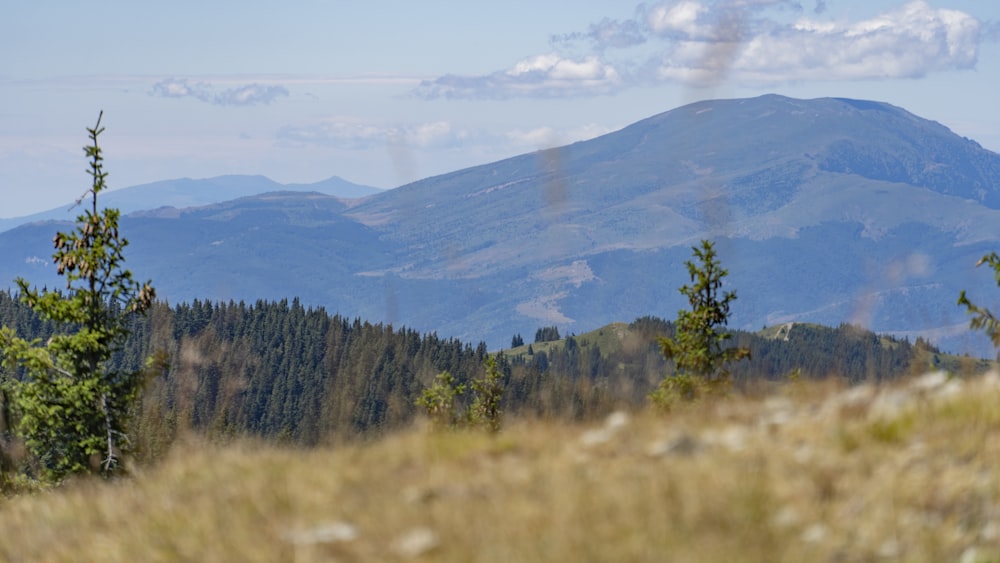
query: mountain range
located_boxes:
[0,174,381,234]
[2,94,999,355]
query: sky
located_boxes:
[3,0,1000,218]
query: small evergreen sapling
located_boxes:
[469,355,504,433]
[415,371,465,428]
[416,355,505,433]
[651,240,749,409]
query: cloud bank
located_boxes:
[151,78,289,106]
[414,54,624,100]
[276,119,473,150]
[276,118,610,152]
[413,0,983,99]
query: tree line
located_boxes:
[0,290,947,449]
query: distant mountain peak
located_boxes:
[3,95,999,356]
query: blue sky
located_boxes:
[3,0,1000,218]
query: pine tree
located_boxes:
[534,326,561,343]
[469,355,505,432]
[652,240,748,408]
[0,113,156,479]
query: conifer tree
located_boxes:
[652,240,748,408]
[0,113,155,479]
[469,355,505,433]
[415,371,465,428]
[958,252,1000,348]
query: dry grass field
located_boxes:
[2,371,1000,562]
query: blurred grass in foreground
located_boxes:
[1,371,999,562]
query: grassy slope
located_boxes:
[508,322,639,358]
[2,373,1000,562]
[511,320,995,373]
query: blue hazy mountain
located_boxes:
[0,175,381,234]
[2,95,998,355]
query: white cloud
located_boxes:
[414,0,985,99]
[407,122,464,147]
[414,53,622,99]
[648,0,710,38]
[151,77,210,99]
[151,78,289,106]
[556,17,647,50]
[213,84,289,106]
[506,126,560,147]
[277,117,613,155]
[506,124,614,148]
[277,119,384,150]
[507,54,618,82]
[719,0,981,83]
[277,118,473,150]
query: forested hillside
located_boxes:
[503,316,975,416]
[606,317,945,383]
[0,293,489,458]
[2,291,974,463]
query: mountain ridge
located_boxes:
[2,94,999,355]
[0,174,381,234]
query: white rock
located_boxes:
[702,426,747,453]
[772,507,799,528]
[793,444,813,464]
[579,411,630,447]
[910,370,949,392]
[760,397,795,428]
[877,538,901,558]
[821,384,875,418]
[980,520,1000,541]
[800,523,827,543]
[869,389,912,420]
[837,384,876,406]
[646,433,699,457]
[935,378,964,400]
[763,396,794,412]
[979,371,1000,391]
[604,411,630,430]
[393,527,439,559]
[284,521,358,545]
[579,428,613,447]
[960,546,981,563]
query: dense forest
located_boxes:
[0,290,955,459]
